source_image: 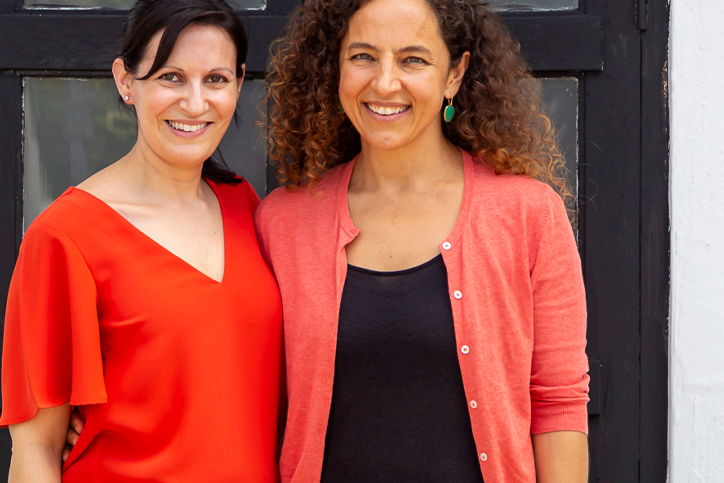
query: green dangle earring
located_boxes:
[443,97,455,123]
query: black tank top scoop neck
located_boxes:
[320,254,485,483]
[346,253,444,276]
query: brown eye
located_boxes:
[208,75,228,84]
[159,73,180,82]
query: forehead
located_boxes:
[144,24,237,68]
[345,0,443,49]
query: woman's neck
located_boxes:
[353,132,463,193]
[118,142,207,203]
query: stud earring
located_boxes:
[443,97,455,123]
[125,96,130,102]
[337,102,345,115]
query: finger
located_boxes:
[70,412,85,434]
[67,426,80,446]
[63,444,71,462]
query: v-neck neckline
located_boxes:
[70,178,228,285]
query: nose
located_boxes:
[373,56,402,96]
[179,80,208,117]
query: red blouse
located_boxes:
[0,179,283,482]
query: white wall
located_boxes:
[670,1,724,480]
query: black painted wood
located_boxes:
[0,13,288,74]
[0,12,601,73]
[588,358,603,416]
[639,0,670,481]
[504,12,602,71]
[266,0,300,16]
[584,0,642,480]
[0,73,22,479]
[0,0,14,14]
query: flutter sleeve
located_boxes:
[529,187,590,435]
[0,221,107,427]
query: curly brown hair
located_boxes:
[264,0,573,211]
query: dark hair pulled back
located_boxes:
[120,0,248,184]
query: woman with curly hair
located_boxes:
[256,0,589,481]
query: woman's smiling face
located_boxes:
[119,24,242,171]
[338,0,463,153]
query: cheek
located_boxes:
[211,90,239,123]
[339,68,368,101]
[136,89,179,126]
[409,74,445,107]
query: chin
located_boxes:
[369,139,409,152]
[363,133,408,151]
[165,150,215,169]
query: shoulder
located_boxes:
[20,200,92,273]
[256,162,350,227]
[210,177,258,207]
[470,156,562,220]
[210,177,254,198]
[464,156,572,254]
[26,188,96,243]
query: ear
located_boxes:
[236,64,246,99]
[113,58,134,104]
[444,51,470,98]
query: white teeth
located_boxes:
[169,121,208,132]
[367,104,409,116]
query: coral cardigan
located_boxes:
[255,149,589,483]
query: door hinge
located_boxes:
[637,0,648,31]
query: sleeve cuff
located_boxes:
[531,401,589,435]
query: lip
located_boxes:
[165,120,213,139]
[363,103,411,122]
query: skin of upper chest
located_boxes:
[345,176,464,271]
[111,189,226,283]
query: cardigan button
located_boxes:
[480,453,488,462]
[453,290,463,299]
[470,400,478,409]
[442,241,452,250]
[461,345,470,354]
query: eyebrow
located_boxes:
[161,65,235,75]
[347,43,433,56]
[397,45,433,56]
[347,42,378,52]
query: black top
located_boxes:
[320,254,485,483]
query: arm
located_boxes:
[8,403,71,483]
[532,431,588,483]
[528,188,590,478]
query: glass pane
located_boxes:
[489,0,577,11]
[539,77,579,197]
[24,0,266,10]
[218,79,268,199]
[23,77,268,230]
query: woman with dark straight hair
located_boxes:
[0,1,283,481]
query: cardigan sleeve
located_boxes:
[0,222,107,427]
[529,188,590,435]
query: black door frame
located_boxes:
[0,0,669,480]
